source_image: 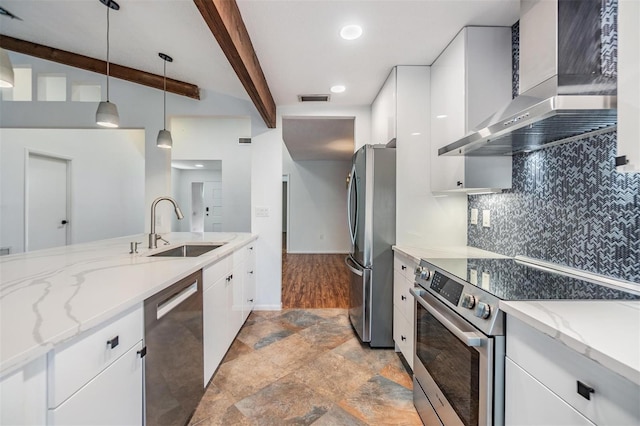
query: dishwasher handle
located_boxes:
[156,281,198,320]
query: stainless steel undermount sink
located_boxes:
[149,244,224,257]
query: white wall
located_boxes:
[171,168,222,232]
[282,148,351,253]
[171,117,251,232]
[394,66,467,248]
[0,52,265,233]
[0,128,145,253]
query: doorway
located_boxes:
[282,174,289,253]
[26,152,71,251]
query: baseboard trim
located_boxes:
[254,304,282,311]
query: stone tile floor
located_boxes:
[190,309,422,425]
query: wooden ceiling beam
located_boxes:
[0,35,201,100]
[194,0,276,128]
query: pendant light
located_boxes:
[157,53,173,149]
[95,0,120,128]
[0,48,14,88]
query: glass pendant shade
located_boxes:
[157,129,173,149]
[96,101,120,128]
[0,48,15,88]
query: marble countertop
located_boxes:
[0,232,257,376]
[501,300,640,386]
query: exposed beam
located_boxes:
[194,0,276,128]
[0,34,200,100]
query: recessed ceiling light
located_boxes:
[330,85,346,93]
[340,25,362,40]
[195,164,204,168]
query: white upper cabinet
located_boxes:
[371,67,397,145]
[430,27,513,192]
[617,0,640,172]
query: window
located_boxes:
[1,66,32,101]
[71,83,101,102]
[37,74,67,101]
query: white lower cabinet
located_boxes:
[506,315,640,426]
[505,358,594,426]
[48,341,144,426]
[392,252,417,369]
[45,304,145,426]
[203,243,257,385]
[0,356,47,425]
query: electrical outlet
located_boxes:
[469,269,478,285]
[481,271,491,290]
[470,209,478,225]
[482,210,491,228]
[255,207,270,217]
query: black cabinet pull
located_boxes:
[577,381,594,400]
[248,298,254,302]
[401,265,406,270]
[456,181,463,187]
[107,336,119,349]
[401,335,406,341]
[401,295,406,301]
[61,220,68,225]
[137,347,147,358]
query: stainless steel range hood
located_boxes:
[440,0,617,157]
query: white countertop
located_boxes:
[0,232,257,376]
[502,300,640,386]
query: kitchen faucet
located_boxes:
[149,196,184,249]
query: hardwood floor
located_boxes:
[282,252,351,309]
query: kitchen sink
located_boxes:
[149,244,224,257]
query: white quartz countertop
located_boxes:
[0,232,257,376]
[501,300,640,386]
[392,245,508,263]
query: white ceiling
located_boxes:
[283,117,354,161]
[0,0,520,159]
[171,159,222,170]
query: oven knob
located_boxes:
[474,302,491,319]
[460,294,476,309]
[420,267,431,280]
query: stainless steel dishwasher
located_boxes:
[144,270,203,426]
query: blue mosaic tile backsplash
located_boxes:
[468,131,640,283]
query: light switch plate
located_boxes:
[470,209,478,225]
[255,207,270,217]
[482,210,491,228]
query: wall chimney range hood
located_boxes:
[439,0,617,157]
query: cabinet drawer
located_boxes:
[507,316,640,425]
[393,272,414,323]
[505,357,594,426]
[47,304,144,408]
[48,341,143,426]
[203,254,231,291]
[393,306,414,370]
[394,252,417,281]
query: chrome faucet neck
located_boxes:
[149,196,184,249]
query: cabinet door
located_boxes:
[371,67,397,145]
[48,341,144,426]
[0,357,47,426]
[230,261,245,338]
[430,30,465,192]
[617,0,640,171]
[243,246,256,320]
[393,306,414,370]
[505,358,594,426]
[203,274,229,384]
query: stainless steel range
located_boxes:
[410,256,640,426]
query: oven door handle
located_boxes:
[410,287,485,348]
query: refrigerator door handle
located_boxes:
[345,256,363,276]
[347,164,357,246]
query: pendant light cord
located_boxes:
[163,60,167,130]
[106,5,110,102]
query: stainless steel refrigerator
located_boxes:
[345,144,395,347]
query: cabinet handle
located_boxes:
[401,265,406,271]
[401,335,406,341]
[401,295,406,301]
[248,270,254,274]
[456,181,463,187]
[137,347,147,358]
[577,381,594,400]
[248,298,254,302]
[249,246,254,250]
[107,336,119,349]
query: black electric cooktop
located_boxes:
[423,257,640,302]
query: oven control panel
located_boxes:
[430,272,463,306]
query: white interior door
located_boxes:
[27,154,69,251]
[190,182,204,232]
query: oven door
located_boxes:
[410,287,495,426]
